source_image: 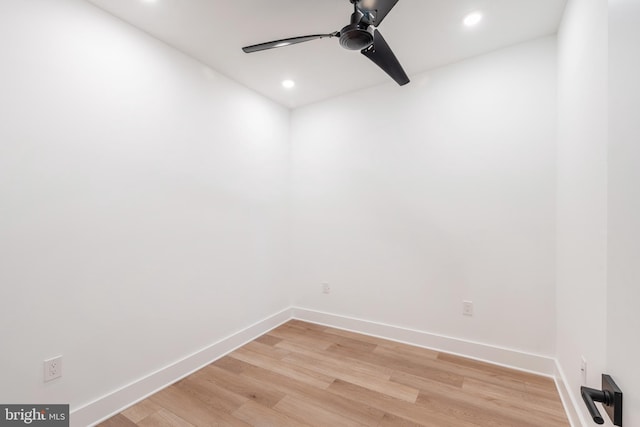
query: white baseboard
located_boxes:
[71,308,293,427]
[554,361,588,427]
[292,307,557,377]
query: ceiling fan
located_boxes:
[242,0,410,86]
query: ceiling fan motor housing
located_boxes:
[339,23,374,50]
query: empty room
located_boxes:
[0,0,638,426]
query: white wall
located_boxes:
[0,0,290,415]
[556,0,608,424]
[608,1,640,425]
[290,37,558,357]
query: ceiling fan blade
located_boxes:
[242,32,339,53]
[361,29,409,86]
[358,0,400,26]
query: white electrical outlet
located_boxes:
[322,283,330,294]
[44,356,62,382]
[463,301,474,316]
[581,356,587,385]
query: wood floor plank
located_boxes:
[276,339,395,378]
[212,356,253,374]
[253,334,282,346]
[267,325,335,350]
[377,341,440,360]
[241,364,386,426]
[174,374,248,413]
[328,342,465,388]
[373,342,440,365]
[98,414,138,427]
[100,320,570,427]
[228,347,335,389]
[232,400,312,427]
[437,352,542,389]
[327,379,478,427]
[328,333,379,354]
[137,409,195,427]
[463,376,565,417]
[378,412,427,427]
[420,353,530,392]
[274,395,371,427]
[417,388,544,427]
[417,377,569,427]
[194,364,286,408]
[286,319,328,332]
[241,340,290,360]
[321,326,404,348]
[390,369,464,396]
[391,369,569,426]
[283,351,420,402]
[120,398,162,423]
[149,386,251,427]
[525,376,567,400]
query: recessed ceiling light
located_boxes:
[282,80,295,89]
[463,11,483,27]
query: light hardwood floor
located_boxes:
[99,320,569,426]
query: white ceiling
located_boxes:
[85,0,567,108]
